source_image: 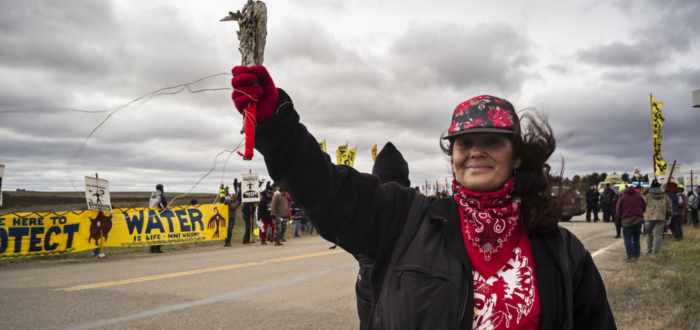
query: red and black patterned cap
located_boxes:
[443,95,516,140]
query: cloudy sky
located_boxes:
[1,0,699,193]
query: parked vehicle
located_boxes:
[552,186,586,221]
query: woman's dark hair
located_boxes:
[440,111,562,235]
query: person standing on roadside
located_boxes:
[257,189,274,245]
[241,202,256,244]
[612,184,626,238]
[149,184,167,253]
[601,184,616,222]
[585,185,601,222]
[690,188,700,227]
[643,181,672,254]
[666,182,682,240]
[218,184,226,203]
[354,141,411,330]
[677,185,688,227]
[224,192,240,247]
[616,185,646,262]
[271,186,289,246]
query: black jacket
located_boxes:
[255,89,615,330]
[585,190,600,206]
[241,202,256,218]
[257,195,273,220]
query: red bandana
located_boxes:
[453,178,521,278]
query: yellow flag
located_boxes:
[651,94,667,175]
[336,143,348,164]
[340,146,357,167]
[371,144,378,162]
[319,139,327,153]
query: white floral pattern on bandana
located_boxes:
[472,246,538,330]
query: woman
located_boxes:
[230,66,615,329]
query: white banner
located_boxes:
[84,176,112,212]
[684,173,700,190]
[649,164,682,185]
[241,173,260,203]
[0,164,4,207]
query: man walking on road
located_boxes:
[271,186,289,246]
[617,185,646,261]
[644,181,672,254]
[586,184,601,222]
[601,183,616,222]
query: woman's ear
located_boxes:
[514,157,522,169]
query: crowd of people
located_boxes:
[594,180,698,262]
[222,181,314,247]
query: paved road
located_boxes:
[0,215,627,330]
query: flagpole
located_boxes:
[650,93,657,181]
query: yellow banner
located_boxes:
[0,204,228,259]
[319,139,327,153]
[651,94,666,175]
[371,144,377,163]
[340,146,357,167]
[336,143,348,164]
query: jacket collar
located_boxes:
[425,198,472,271]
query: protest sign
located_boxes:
[0,204,228,259]
[241,173,260,203]
[649,164,681,185]
[684,173,700,190]
[84,176,112,212]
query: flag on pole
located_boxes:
[340,146,357,167]
[319,139,327,153]
[371,144,378,162]
[651,94,667,175]
[336,143,348,164]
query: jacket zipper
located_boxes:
[396,270,446,289]
[457,273,469,330]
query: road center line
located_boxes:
[54,250,344,291]
[591,240,624,259]
[48,265,350,330]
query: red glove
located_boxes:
[231,66,279,123]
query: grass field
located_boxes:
[607,226,700,329]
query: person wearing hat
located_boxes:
[149,184,167,253]
[601,183,616,223]
[354,141,411,330]
[229,67,615,329]
[616,184,646,261]
[218,184,226,204]
[644,180,672,254]
[585,185,601,222]
[665,182,683,240]
[677,184,688,226]
[257,189,274,245]
[270,186,289,246]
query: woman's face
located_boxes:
[451,133,521,193]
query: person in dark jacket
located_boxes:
[230,66,616,330]
[601,184,616,222]
[353,142,411,330]
[585,185,600,222]
[224,192,240,247]
[616,186,646,261]
[666,182,682,240]
[257,190,274,245]
[241,202,256,244]
[150,184,167,253]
